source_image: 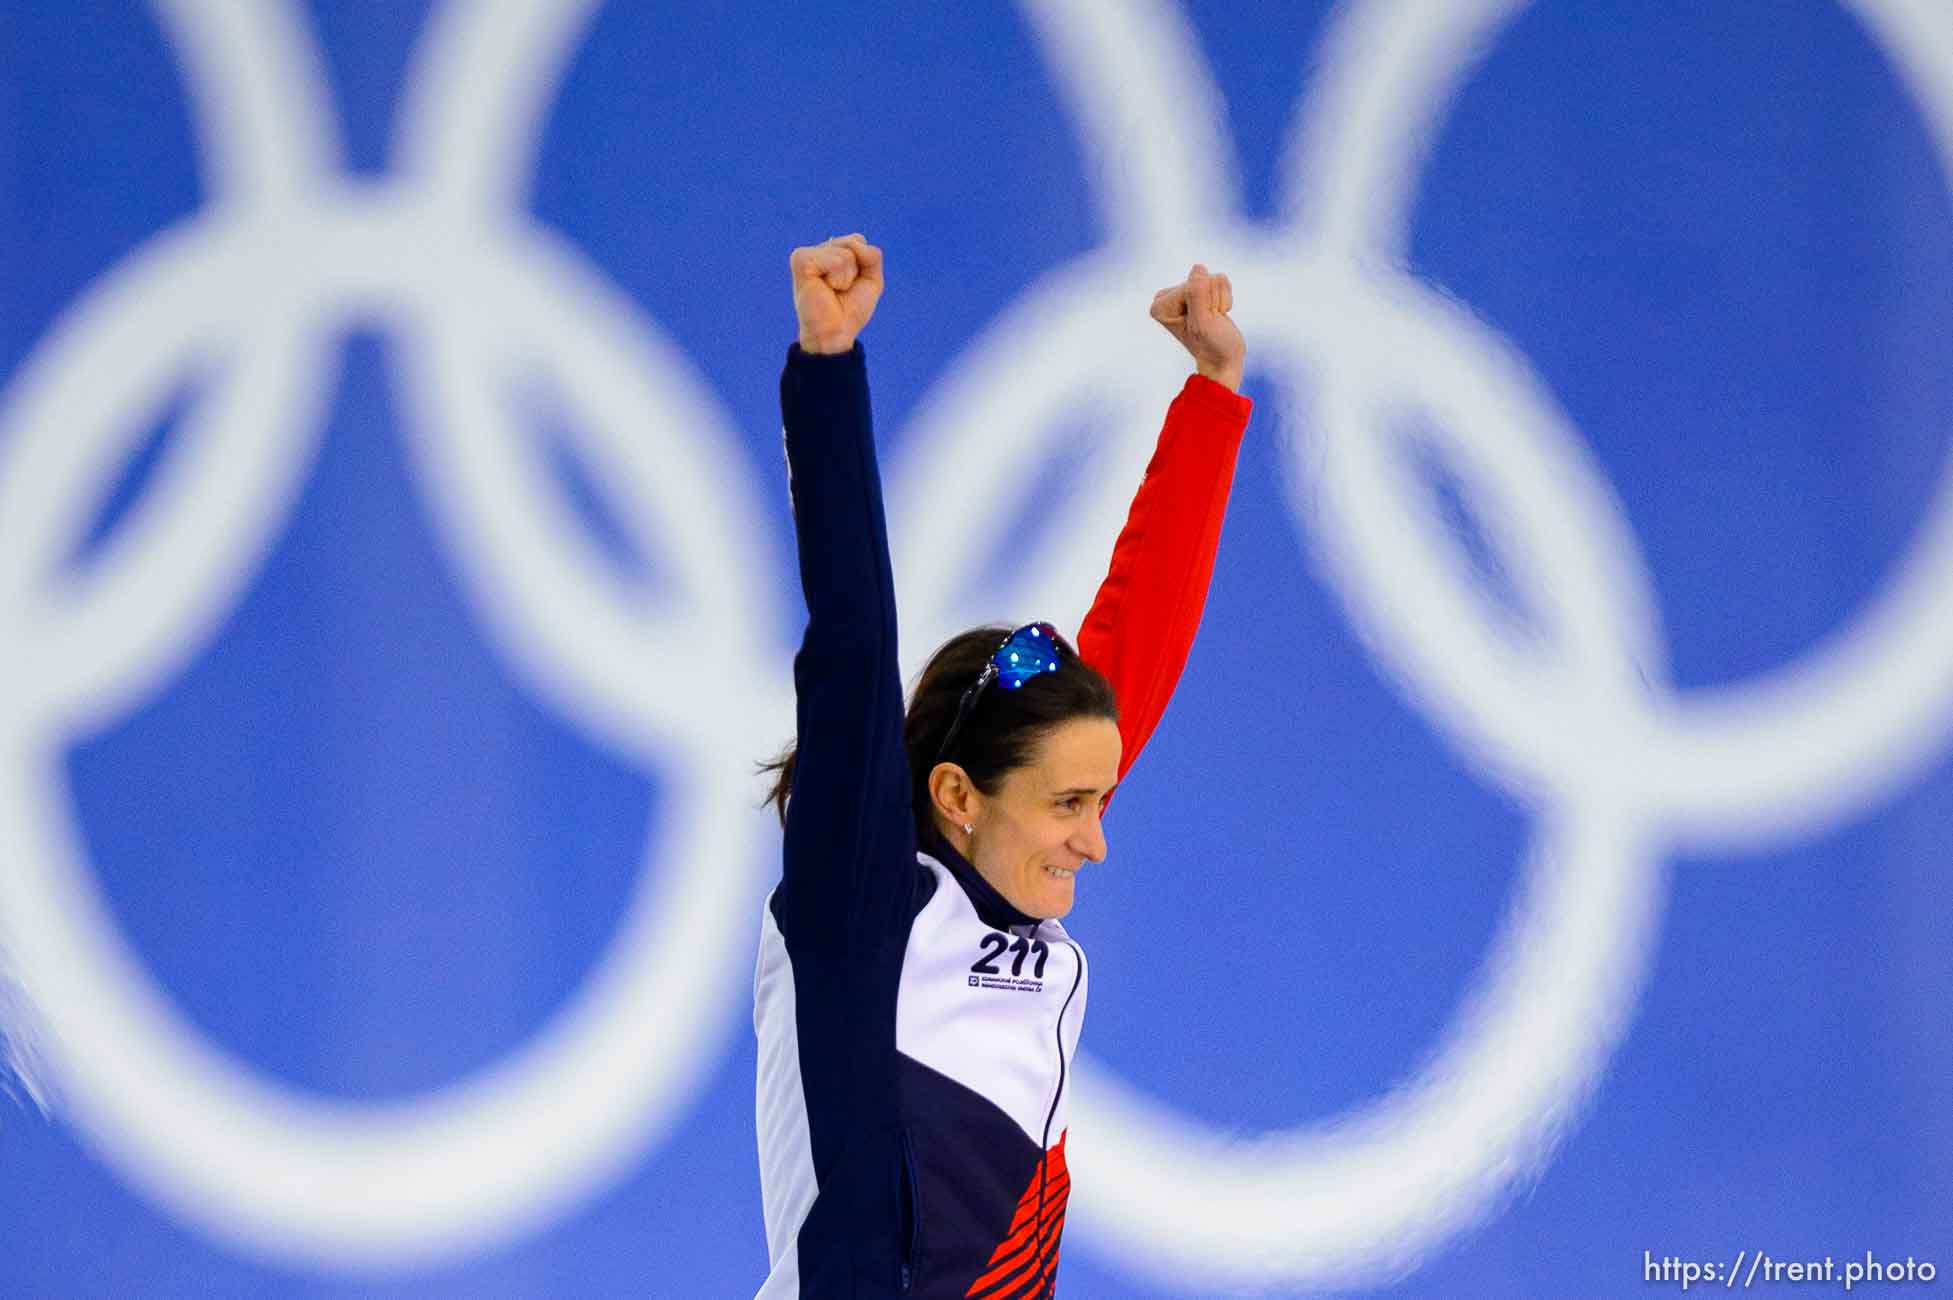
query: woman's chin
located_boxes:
[1032,874,1077,919]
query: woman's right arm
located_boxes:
[1078,265,1250,795]
[774,237,916,941]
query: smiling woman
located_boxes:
[764,616,1123,921]
[912,626,1122,920]
[958,711,1124,918]
[753,233,1251,1299]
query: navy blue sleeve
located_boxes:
[775,342,918,947]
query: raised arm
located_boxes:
[775,235,916,937]
[1077,264,1252,787]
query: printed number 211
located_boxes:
[971,934,1050,979]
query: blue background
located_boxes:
[2,2,1949,1296]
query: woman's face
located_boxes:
[969,716,1123,920]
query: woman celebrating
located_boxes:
[755,234,1249,1299]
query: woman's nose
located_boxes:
[1075,812,1108,864]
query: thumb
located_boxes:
[1150,284,1187,324]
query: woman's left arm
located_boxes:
[1076,265,1252,785]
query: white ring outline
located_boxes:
[0,0,1947,1287]
[0,0,780,1269]
[1048,0,1953,1287]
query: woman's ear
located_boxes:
[928,761,980,831]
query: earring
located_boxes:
[962,823,974,836]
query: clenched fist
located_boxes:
[1150,264,1245,392]
[790,234,885,354]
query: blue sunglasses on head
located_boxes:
[934,622,1063,764]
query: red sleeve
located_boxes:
[1076,373,1252,789]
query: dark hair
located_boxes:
[761,625,1119,832]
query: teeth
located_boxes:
[1044,867,1075,879]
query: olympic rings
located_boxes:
[2,0,1951,1288]
[0,0,778,1269]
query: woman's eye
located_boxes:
[1059,798,1080,813]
